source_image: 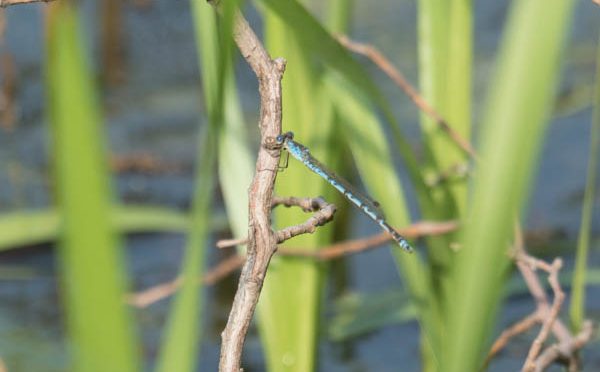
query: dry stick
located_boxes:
[217,219,458,252]
[271,196,337,242]
[522,258,565,372]
[218,196,338,248]
[126,254,246,308]
[483,313,540,369]
[216,14,286,372]
[279,220,457,259]
[485,226,592,371]
[535,320,594,372]
[130,219,456,309]
[129,197,336,309]
[337,35,477,159]
[217,196,338,248]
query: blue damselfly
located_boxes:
[275,132,412,252]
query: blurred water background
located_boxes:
[0,0,598,371]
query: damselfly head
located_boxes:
[276,131,294,144]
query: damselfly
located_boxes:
[274,131,412,252]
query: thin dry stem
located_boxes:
[338,35,477,159]
[218,219,458,251]
[132,220,457,308]
[279,220,458,259]
[127,255,246,308]
[534,320,594,372]
[485,226,592,371]
[483,313,539,369]
[216,7,287,371]
[522,258,565,372]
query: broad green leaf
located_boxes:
[326,0,353,34]
[155,124,216,372]
[326,77,442,363]
[440,0,472,214]
[46,2,140,371]
[444,0,576,371]
[192,0,253,242]
[0,206,228,252]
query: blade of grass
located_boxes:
[326,77,441,364]
[444,0,575,371]
[192,0,253,243]
[416,1,472,364]
[569,29,600,332]
[155,125,216,372]
[0,206,195,251]
[416,0,448,140]
[155,0,242,369]
[440,0,472,214]
[46,2,140,371]
[326,0,353,34]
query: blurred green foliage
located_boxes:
[47,1,141,371]
[0,0,592,371]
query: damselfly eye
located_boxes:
[276,134,285,144]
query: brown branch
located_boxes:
[215,6,287,371]
[485,226,593,371]
[218,219,458,252]
[126,254,245,308]
[216,196,337,248]
[534,320,594,372]
[279,220,458,260]
[338,35,477,159]
[522,258,564,372]
[133,220,457,309]
[0,0,53,6]
[483,313,540,370]
[203,254,246,285]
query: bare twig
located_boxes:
[216,237,247,249]
[0,0,53,6]
[126,254,245,308]
[338,35,477,159]
[485,226,593,371]
[217,196,337,248]
[534,320,594,372]
[522,258,564,372]
[203,254,246,285]
[271,196,337,243]
[218,219,458,251]
[212,5,288,371]
[483,313,540,369]
[279,220,458,260]
[132,220,457,309]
